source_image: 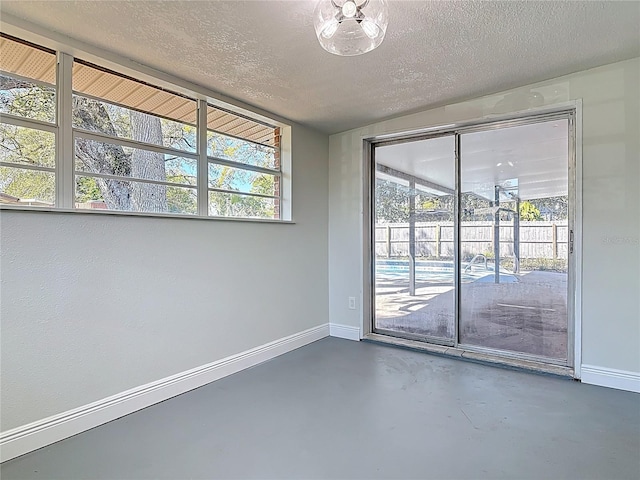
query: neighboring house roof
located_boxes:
[0,192,53,206]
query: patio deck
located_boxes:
[375,270,568,360]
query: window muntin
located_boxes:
[72,97,197,154]
[72,61,197,154]
[73,137,198,215]
[70,62,200,216]
[0,34,57,207]
[0,33,287,219]
[206,104,281,219]
[75,137,197,185]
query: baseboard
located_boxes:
[581,364,640,393]
[0,323,329,463]
[329,323,361,341]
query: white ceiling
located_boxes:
[1,1,638,134]
[377,135,455,193]
[460,119,568,201]
[376,119,568,200]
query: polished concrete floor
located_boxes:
[2,337,639,479]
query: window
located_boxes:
[207,105,281,219]
[72,61,199,214]
[0,35,57,207]
[0,33,288,220]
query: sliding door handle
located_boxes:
[569,229,574,254]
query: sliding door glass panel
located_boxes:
[373,135,455,341]
[459,119,569,361]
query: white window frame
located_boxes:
[0,31,292,222]
[205,105,283,219]
[0,43,59,206]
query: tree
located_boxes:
[76,176,102,203]
[519,200,542,221]
[528,196,568,221]
[166,179,197,215]
[207,162,275,218]
[72,96,133,210]
[375,179,410,223]
[0,76,55,123]
[0,166,55,203]
[1,77,57,203]
[375,178,457,223]
[2,78,191,213]
[206,138,277,218]
[2,74,274,218]
[129,111,166,212]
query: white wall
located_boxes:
[0,123,329,431]
[328,58,640,378]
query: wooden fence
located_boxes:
[374,221,568,259]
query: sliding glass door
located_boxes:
[458,120,570,362]
[373,135,456,343]
[371,113,574,366]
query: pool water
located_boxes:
[375,259,518,283]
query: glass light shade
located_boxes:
[314,0,389,56]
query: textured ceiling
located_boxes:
[1,1,639,134]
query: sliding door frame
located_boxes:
[369,131,458,348]
[364,102,582,374]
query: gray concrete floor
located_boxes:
[2,337,639,480]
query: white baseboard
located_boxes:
[329,323,361,341]
[0,323,329,463]
[581,364,640,393]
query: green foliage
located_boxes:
[501,257,567,273]
[167,186,197,215]
[0,123,55,168]
[421,198,439,211]
[207,132,276,169]
[0,79,56,123]
[519,201,542,221]
[528,196,568,221]
[482,250,495,260]
[375,179,409,223]
[376,178,455,223]
[165,175,197,214]
[0,114,56,203]
[162,122,196,153]
[207,164,276,218]
[209,191,274,218]
[76,176,102,203]
[250,173,276,196]
[0,166,55,203]
[2,78,276,218]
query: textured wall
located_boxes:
[328,58,640,374]
[0,123,329,431]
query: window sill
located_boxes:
[0,205,295,224]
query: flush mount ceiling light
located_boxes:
[314,0,389,56]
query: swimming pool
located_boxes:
[375,259,518,283]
